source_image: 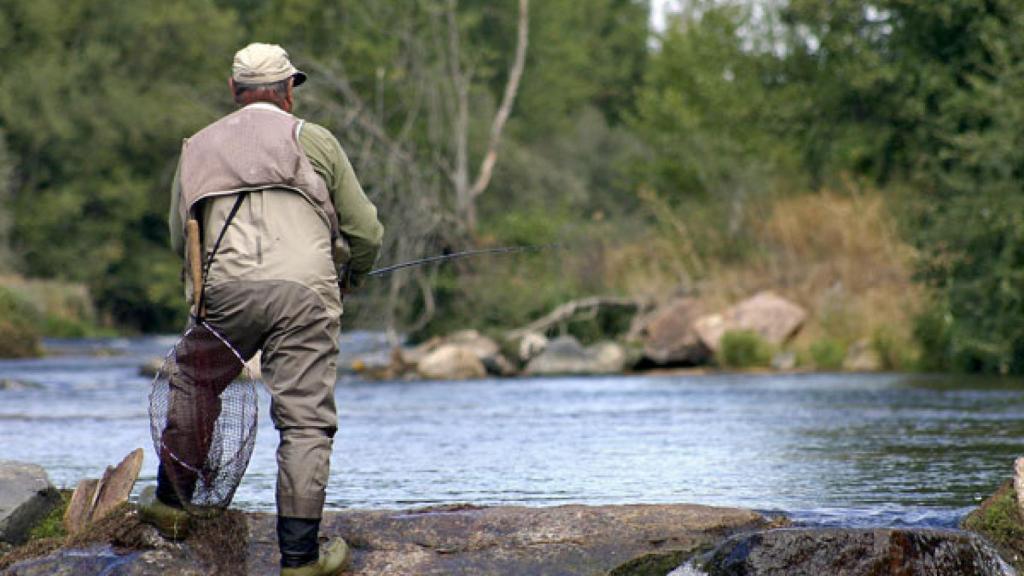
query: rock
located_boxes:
[402,331,511,378]
[694,292,807,354]
[2,545,206,576]
[0,461,60,545]
[417,345,488,380]
[516,331,548,362]
[963,479,1024,572]
[480,353,516,377]
[138,357,164,378]
[525,336,627,375]
[63,449,144,534]
[0,380,42,391]
[398,336,444,366]
[843,339,882,372]
[636,298,711,366]
[770,351,797,371]
[3,503,762,575]
[444,330,500,359]
[695,528,1014,576]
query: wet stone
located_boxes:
[694,528,1016,576]
[0,462,60,546]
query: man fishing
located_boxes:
[141,42,383,576]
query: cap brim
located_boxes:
[292,70,307,87]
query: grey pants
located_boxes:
[204,280,341,519]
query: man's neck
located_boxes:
[242,102,290,115]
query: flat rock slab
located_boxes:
[247,504,767,575]
[0,462,59,545]
[2,504,766,576]
[696,528,1015,576]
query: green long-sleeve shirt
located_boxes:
[169,106,384,285]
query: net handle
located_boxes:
[186,220,204,316]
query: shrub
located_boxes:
[718,330,772,369]
[871,326,916,371]
[809,338,846,370]
[0,286,42,358]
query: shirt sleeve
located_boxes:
[299,122,384,282]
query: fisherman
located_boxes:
[140,42,383,576]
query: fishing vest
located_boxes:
[178,106,341,243]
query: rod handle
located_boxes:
[186,219,204,316]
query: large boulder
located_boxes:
[635,298,711,366]
[403,331,512,378]
[417,345,488,380]
[0,462,60,545]
[525,336,626,375]
[694,292,806,354]
[2,503,769,575]
[516,331,548,363]
[692,528,1013,576]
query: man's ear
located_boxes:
[228,77,236,93]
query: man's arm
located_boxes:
[299,122,384,285]
[168,161,185,257]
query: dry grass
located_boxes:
[608,189,923,363]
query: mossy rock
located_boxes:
[962,480,1024,571]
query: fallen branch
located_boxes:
[506,296,649,341]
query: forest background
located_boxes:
[0,0,1022,374]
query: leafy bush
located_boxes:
[0,286,42,358]
[718,330,772,369]
[808,338,846,370]
[871,326,917,372]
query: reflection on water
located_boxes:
[2,336,1023,528]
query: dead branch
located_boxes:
[506,296,649,341]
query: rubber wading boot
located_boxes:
[138,485,190,540]
[280,538,351,576]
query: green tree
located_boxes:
[0,0,240,331]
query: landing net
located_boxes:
[148,320,258,508]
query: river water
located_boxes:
[1,335,1022,529]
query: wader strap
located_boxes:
[195,193,247,320]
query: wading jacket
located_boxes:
[169,102,383,316]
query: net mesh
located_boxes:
[149,321,258,508]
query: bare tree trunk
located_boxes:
[449,0,530,234]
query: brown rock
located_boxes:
[694,292,806,353]
[62,479,99,536]
[63,449,144,534]
[4,503,767,576]
[417,345,488,380]
[246,504,768,575]
[637,298,711,366]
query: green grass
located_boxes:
[28,490,70,541]
[962,481,1024,571]
[808,338,846,370]
[718,330,773,369]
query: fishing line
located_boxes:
[366,243,557,278]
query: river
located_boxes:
[1,335,1022,529]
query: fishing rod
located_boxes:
[367,244,554,278]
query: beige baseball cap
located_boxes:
[232,42,307,87]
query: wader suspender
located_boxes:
[194,193,247,320]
